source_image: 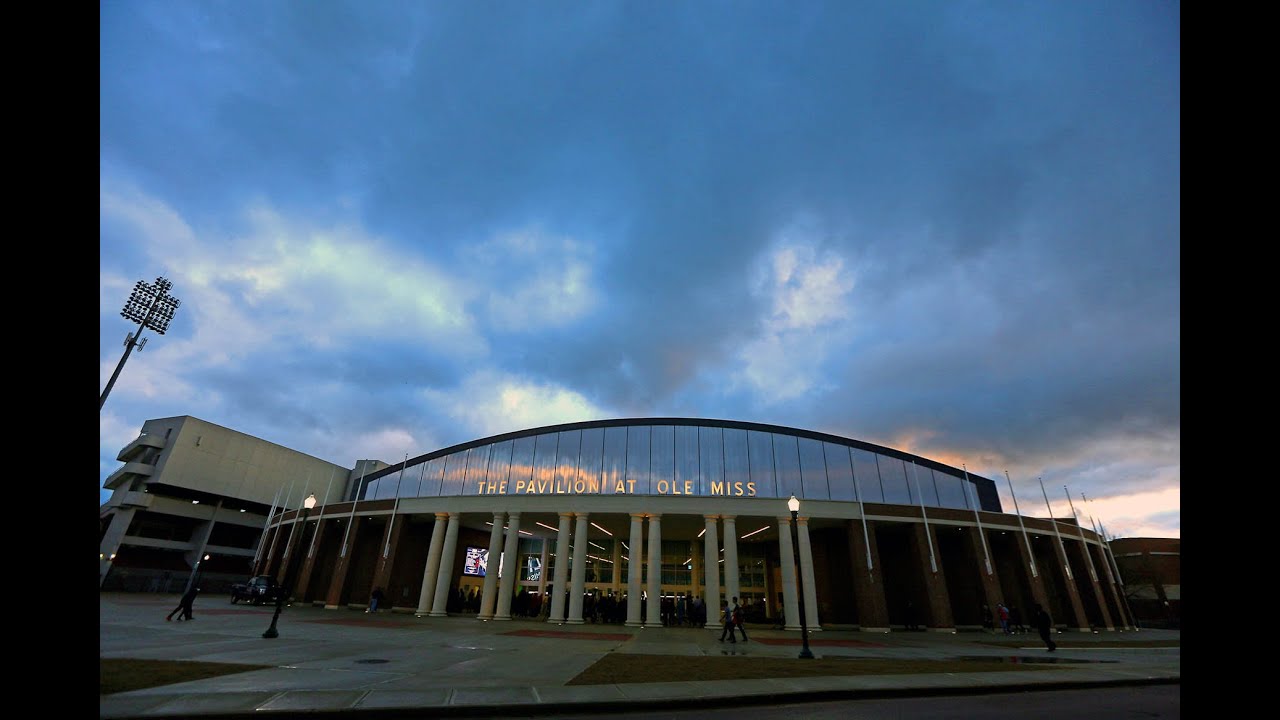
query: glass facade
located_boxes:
[935,470,971,510]
[747,430,777,498]
[824,442,856,501]
[482,440,514,496]
[363,421,994,512]
[852,448,883,503]
[626,425,651,495]
[797,438,830,500]
[879,455,912,505]
[773,434,803,499]
[910,462,941,507]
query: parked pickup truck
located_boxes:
[230,575,285,605]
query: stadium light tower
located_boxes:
[100,276,181,410]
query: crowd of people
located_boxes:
[432,586,744,626]
[981,601,1057,650]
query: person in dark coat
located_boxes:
[1033,603,1057,651]
[167,585,199,621]
[1010,605,1027,633]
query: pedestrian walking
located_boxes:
[718,597,739,643]
[367,587,384,613]
[997,603,1011,634]
[167,585,199,621]
[732,596,748,642]
[1034,603,1057,651]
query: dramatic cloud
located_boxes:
[422,371,612,441]
[101,1,1179,539]
[734,234,857,403]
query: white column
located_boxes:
[567,513,590,624]
[477,512,505,620]
[416,512,448,615]
[702,515,720,628]
[645,514,662,626]
[625,513,644,627]
[547,512,573,623]
[722,515,740,606]
[797,516,822,630]
[495,512,522,620]
[429,512,460,617]
[777,516,801,631]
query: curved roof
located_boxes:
[360,418,1002,512]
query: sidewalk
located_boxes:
[100,593,1179,718]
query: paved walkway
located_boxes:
[99,593,1179,718]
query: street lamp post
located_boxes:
[100,276,181,410]
[787,495,814,659]
[263,494,316,639]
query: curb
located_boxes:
[102,676,1180,719]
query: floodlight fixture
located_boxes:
[100,276,181,410]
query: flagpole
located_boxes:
[1004,471,1038,578]
[1038,477,1073,580]
[1082,498,1116,586]
[1097,520,1126,585]
[849,448,875,578]
[1096,517,1138,628]
[1082,494,1127,587]
[252,486,283,568]
[963,465,992,575]
[262,477,296,574]
[1064,486,1099,581]
[339,462,370,558]
[307,468,338,559]
[282,474,311,561]
[382,454,409,560]
[910,461,937,573]
[1082,496,1134,630]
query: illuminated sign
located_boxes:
[462,546,487,577]
[475,478,757,497]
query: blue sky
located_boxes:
[100,1,1179,539]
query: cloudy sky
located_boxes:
[100,1,1179,539]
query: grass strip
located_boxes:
[101,658,273,695]
[567,653,1054,686]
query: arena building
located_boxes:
[1110,537,1180,629]
[101,416,1138,632]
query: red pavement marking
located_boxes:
[751,637,888,648]
[501,629,632,641]
[305,617,422,628]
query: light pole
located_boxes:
[263,494,316,639]
[788,495,814,659]
[100,276,181,410]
